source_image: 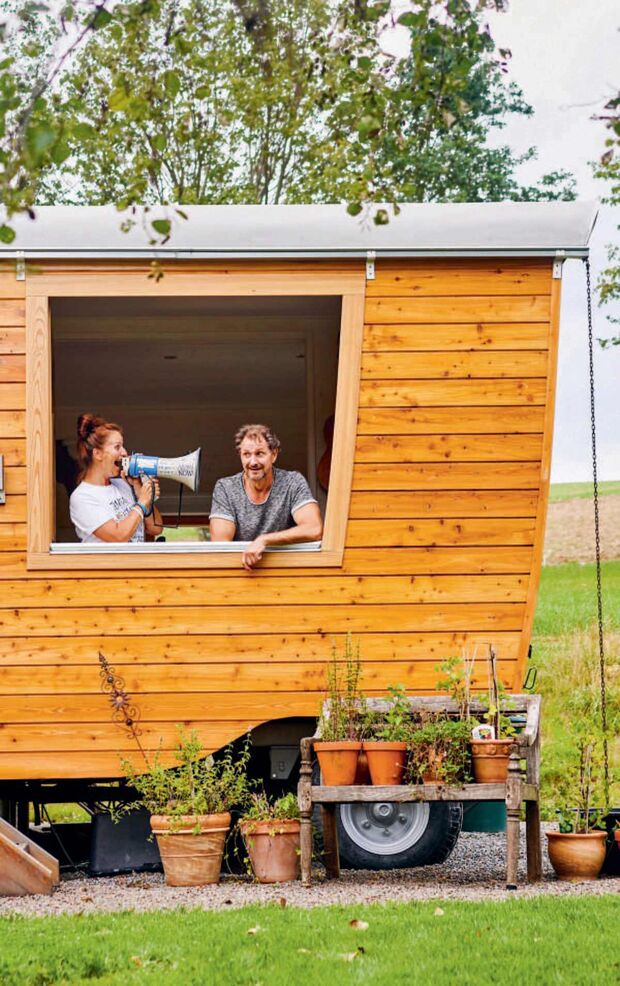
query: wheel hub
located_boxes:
[340,801,431,856]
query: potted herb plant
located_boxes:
[121,729,251,887]
[362,683,411,785]
[408,711,471,785]
[467,646,516,783]
[239,792,301,883]
[546,686,609,882]
[314,634,365,785]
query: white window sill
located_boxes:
[49,541,323,555]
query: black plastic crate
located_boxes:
[89,810,162,876]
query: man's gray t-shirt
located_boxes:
[209,468,317,541]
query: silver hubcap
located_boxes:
[339,802,430,856]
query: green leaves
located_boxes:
[0,224,16,244]
[151,218,171,236]
[163,70,181,98]
[25,121,56,160]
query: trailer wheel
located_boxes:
[336,801,463,870]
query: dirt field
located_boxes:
[543,494,620,565]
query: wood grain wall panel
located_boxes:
[0,545,534,579]
[365,263,551,297]
[0,574,528,609]
[0,383,25,409]
[363,323,550,351]
[352,462,540,490]
[359,379,546,407]
[0,659,519,697]
[365,296,550,323]
[357,406,546,434]
[0,410,25,437]
[0,496,25,523]
[0,355,25,382]
[361,351,548,379]
[0,631,522,666]
[0,256,558,779]
[346,518,535,548]
[0,328,26,354]
[355,434,543,463]
[0,602,525,637]
[349,490,538,518]
[0,301,26,325]
[0,440,25,466]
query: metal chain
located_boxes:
[585,257,609,805]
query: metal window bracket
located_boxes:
[15,250,25,281]
[552,251,565,279]
[366,249,376,280]
[0,455,5,505]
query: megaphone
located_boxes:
[119,448,202,493]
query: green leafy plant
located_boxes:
[364,683,412,742]
[119,728,252,825]
[554,683,611,834]
[407,713,472,785]
[240,792,300,825]
[318,634,365,741]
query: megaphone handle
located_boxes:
[139,471,155,517]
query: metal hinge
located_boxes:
[15,250,25,281]
[552,251,565,279]
[366,250,376,281]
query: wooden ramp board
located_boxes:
[0,818,59,896]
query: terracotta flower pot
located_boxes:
[615,829,620,845]
[240,819,301,883]
[546,830,607,882]
[150,812,231,886]
[470,739,514,782]
[314,741,362,785]
[363,741,407,785]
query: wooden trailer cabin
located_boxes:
[0,202,595,806]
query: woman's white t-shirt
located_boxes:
[69,478,144,543]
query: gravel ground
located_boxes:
[1,828,618,918]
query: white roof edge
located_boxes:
[0,201,598,258]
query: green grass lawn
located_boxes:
[2,898,619,985]
[533,560,620,636]
[549,479,620,501]
[531,559,620,815]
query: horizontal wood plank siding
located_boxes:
[0,258,556,779]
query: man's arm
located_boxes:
[242,502,323,570]
[209,516,236,541]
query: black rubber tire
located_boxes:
[335,801,463,871]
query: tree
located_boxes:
[594,90,620,348]
[1,0,574,246]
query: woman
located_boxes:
[69,413,163,543]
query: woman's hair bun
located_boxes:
[77,413,99,440]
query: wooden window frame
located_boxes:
[26,267,365,570]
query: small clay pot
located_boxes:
[314,741,362,785]
[363,741,407,785]
[422,749,444,784]
[150,812,231,887]
[470,739,514,783]
[546,830,607,882]
[240,819,301,883]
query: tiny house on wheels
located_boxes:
[0,202,595,869]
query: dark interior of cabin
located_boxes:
[50,296,340,541]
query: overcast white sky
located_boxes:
[487,1,620,482]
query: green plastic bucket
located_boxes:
[462,801,506,833]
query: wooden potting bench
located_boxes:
[298,694,542,889]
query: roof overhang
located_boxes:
[0,201,597,260]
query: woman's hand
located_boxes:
[137,476,157,512]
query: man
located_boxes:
[209,424,323,570]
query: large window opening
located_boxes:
[51,295,341,546]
